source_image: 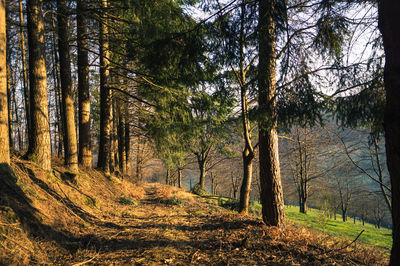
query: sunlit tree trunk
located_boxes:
[117,102,126,174]
[378,1,400,263]
[177,167,182,188]
[238,0,255,215]
[125,107,130,174]
[258,0,285,227]
[6,17,12,153]
[110,98,118,173]
[0,0,9,164]
[57,0,78,172]
[97,0,112,174]
[26,0,51,170]
[77,0,92,168]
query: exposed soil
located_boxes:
[0,158,388,265]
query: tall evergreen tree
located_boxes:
[97,0,112,174]
[0,0,9,164]
[258,0,285,227]
[57,0,78,171]
[26,0,51,170]
[378,1,400,264]
[77,0,92,168]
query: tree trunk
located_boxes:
[50,14,63,158]
[258,0,285,227]
[299,195,307,214]
[26,0,51,170]
[239,150,254,214]
[165,169,170,185]
[0,0,9,164]
[136,137,142,181]
[125,107,130,174]
[19,0,30,142]
[177,168,182,188]
[198,159,206,189]
[97,0,112,174]
[342,210,347,222]
[378,2,400,264]
[77,0,92,168]
[117,102,126,174]
[6,53,12,153]
[57,0,78,172]
[109,99,117,173]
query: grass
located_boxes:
[285,205,392,251]
[160,196,185,206]
[118,196,137,206]
[214,197,391,252]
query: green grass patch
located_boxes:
[285,205,392,251]
[160,196,184,207]
[213,195,391,252]
[118,196,137,206]
[83,196,97,208]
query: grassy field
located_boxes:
[284,205,392,251]
[212,197,392,252]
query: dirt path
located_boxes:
[58,183,374,265]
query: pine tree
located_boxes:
[57,0,78,171]
[97,0,112,174]
[378,1,400,264]
[258,0,285,227]
[26,0,51,170]
[77,0,92,168]
[0,0,9,164]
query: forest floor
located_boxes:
[0,157,389,265]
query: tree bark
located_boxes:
[117,102,126,174]
[77,0,92,168]
[0,0,9,164]
[50,13,63,158]
[299,194,307,214]
[6,43,12,152]
[238,0,255,215]
[239,150,254,214]
[257,0,285,227]
[379,2,400,263]
[125,107,130,174]
[57,0,78,172]
[177,167,182,188]
[109,99,117,173]
[97,0,112,174]
[198,158,206,189]
[26,0,51,170]
[19,0,30,142]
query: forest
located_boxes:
[0,0,399,265]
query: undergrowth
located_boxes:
[119,196,137,206]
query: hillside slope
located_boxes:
[0,158,388,265]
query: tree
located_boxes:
[258,0,285,227]
[26,0,51,170]
[189,90,235,192]
[378,1,400,263]
[77,0,92,168]
[97,0,112,174]
[0,0,9,164]
[57,0,78,171]
[18,0,30,143]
